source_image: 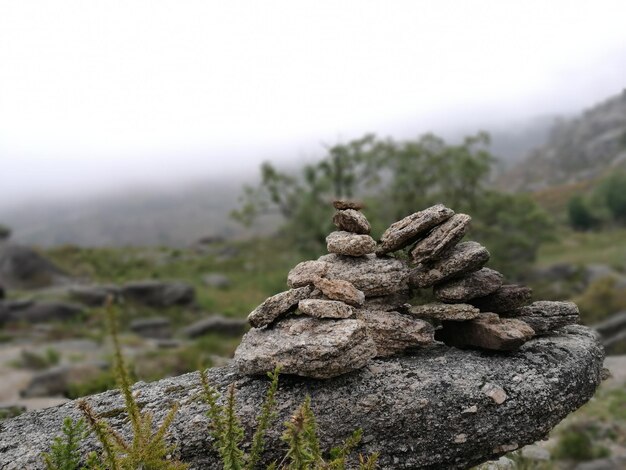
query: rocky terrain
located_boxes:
[498,91,626,192]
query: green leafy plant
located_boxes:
[200,368,378,470]
[75,301,188,470]
[42,417,101,470]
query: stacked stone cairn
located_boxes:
[234,203,580,379]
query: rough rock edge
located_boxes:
[0,326,604,470]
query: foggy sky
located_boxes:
[1,0,626,208]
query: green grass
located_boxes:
[536,227,626,271]
[45,237,307,317]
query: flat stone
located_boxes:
[129,317,172,339]
[503,301,579,334]
[0,301,84,324]
[313,276,365,307]
[68,284,120,306]
[357,310,435,357]
[470,284,533,313]
[436,313,535,351]
[410,241,490,288]
[234,317,376,379]
[298,299,354,319]
[287,260,330,288]
[182,315,247,338]
[318,253,411,297]
[326,231,376,257]
[433,268,504,303]
[408,303,481,321]
[362,293,411,312]
[333,199,364,210]
[247,286,313,328]
[377,204,455,254]
[411,213,472,263]
[121,280,195,307]
[332,209,371,234]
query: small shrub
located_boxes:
[42,417,101,470]
[553,424,611,461]
[574,276,626,324]
[18,348,61,370]
[568,195,599,231]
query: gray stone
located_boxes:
[0,326,604,470]
[318,253,411,297]
[0,301,84,324]
[333,209,371,234]
[68,284,120,306]
[235,317,376,379]
[436,313,535,351]
[408,303,481,321]
[0,244,69,290]
[287,260,330,288]
[121,280,195,307]
[129,317,172,339]
[410,213,472,263]
[433,268,504,303]
[377,204,455,254]
[326,231,376,257]
[520,444,551,461]
[503,301,579,334]
[202,273,231,289]
[356,310,435,357]
[410,241,490,288]
[247,286,313,328]
[20,362,108,398]
[298,299,354,319]
[470,284,533,313]
[313,276,365,307]
[182,315,247,338]
[333,199,364,210]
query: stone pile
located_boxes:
[234,203,580,379]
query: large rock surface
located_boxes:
[0,326,603,470]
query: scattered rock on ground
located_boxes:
[410,213,472,263]
[0,244,69,289]
[377,204,455,254]
[298,299,354,319]
[247,286,313,328]
[433,268,504,303]
[470,284,533,313]
[410,241,490,288]
[357,310,434,357]
[235,317,376,379]
[68,284,120,306]
[313,277,365,307]
[121,280,195,307]
[20,362,108,398]
[129,317,172,339]
[436,313,535,351]
[332,209,371,234]
[182,315,247,338]
[326,231,376,257]
[0,301,83,324]
[407,303,481,321]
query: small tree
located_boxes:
[568,195,598,230]
[601,172,626,223]
[0,224,11,240]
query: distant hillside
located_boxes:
[498,91,626,192]
[0,179,279,247]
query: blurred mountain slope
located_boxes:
[498,91,626,192]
